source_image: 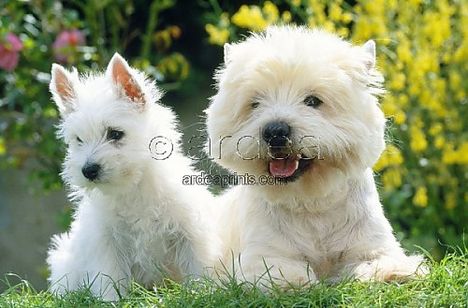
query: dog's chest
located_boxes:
[274,209,350,276]
[112,216,179,282]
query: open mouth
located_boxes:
[268,153,312,182]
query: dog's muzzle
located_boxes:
[82,162,101,181]
[262,121,313,181]
[263,121,292,156]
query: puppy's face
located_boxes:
[206,27,386,197]
[50,54,158,192]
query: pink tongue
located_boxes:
[269,158,299,178]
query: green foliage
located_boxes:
[0,0,189,190]
[1,248,468,307]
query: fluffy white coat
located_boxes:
[47,54,218,300]
[206,26,426,287]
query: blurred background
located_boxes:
[0,0,466,291]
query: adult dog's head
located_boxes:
[206,26,386,200]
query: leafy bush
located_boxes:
[0,0,189,190]
[204,0,468,255]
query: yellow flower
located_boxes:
[410,125,428,153]
[282,11,292,23]
[413,186,428,207]
[389,72,406,91]
[429,123,443,136]
[337,27,349,38]
[0,138,5,155]
[442,143,457,164]
[396,40,412,64]
[374,144,404,172]
[449,71,461,91]
[232,5,268,31]
[329,3,342,22]
[397,94,409,106]
[263,1,279,24]
[341,12,353,24]
[434,136,445,149]
[382,168,402,191]
[394,110,406,125]
[363,0,385,16]
[291,0,301,7]
[157,53,190,80]
[455,142,468,164]
[423,8,452,48]
[409,0,422,7]
[308,0,327,25]
[441,141,468,165]
[205,24,230,46]
[323,21,336,33]
[353,17,373,41]
[445,192,457,209]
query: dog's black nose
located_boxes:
[82,163,101,181]
[263,121,291,147]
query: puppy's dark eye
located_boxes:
[76,136,83,144]
[107,129,124,141]
[251,102,260,109]
[304,95,323,108]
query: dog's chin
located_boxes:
[75,173,141,195]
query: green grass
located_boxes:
[1,248,467,307]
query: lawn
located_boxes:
[1,248,467,307]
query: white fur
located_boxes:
[206,26,426,288]
[47,53,218,300]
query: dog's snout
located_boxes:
[82,163,101,181]
[263,121,291,146]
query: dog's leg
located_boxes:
[47,206,129,301]
[331,174,427,282]
[334,211,427,281]
[170,223,222,281]
[237,254,317,290]
[339,252,427,282]
[170,233,206,279]
[48,232,129,301]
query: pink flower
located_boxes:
[53,29,85,63]
[0,33,23,71]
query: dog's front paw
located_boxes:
[349,254,428,282]
[238,259,317,291]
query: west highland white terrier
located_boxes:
[47,53,217,300]
[206,26,426,288]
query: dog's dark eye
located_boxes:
[251,102,260,109]
[107,129,124,141]
[304,95,323,108]
[76,136,83,144]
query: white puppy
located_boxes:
[47,53,217,300]
[206,26,426,288]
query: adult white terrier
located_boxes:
[47,53,217,300]
[206,26,426,288]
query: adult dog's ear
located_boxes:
[223,43,233,64]
[362,40,376,70]
[50,64,77,116]
[107,52,145,106]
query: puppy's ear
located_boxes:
[107,53,145,106]
[362,40,376,70]
[50,64,76,116]
[223,43,232,64]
